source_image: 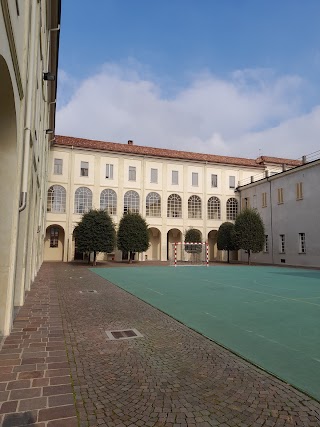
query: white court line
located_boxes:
[147,288,163,295]
[204,312,217,318]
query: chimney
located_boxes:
[128,140,133,145]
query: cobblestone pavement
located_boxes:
[1,263,320,427]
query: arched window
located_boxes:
[226,198,238,220]
[188,195,202,219]
[146,192,161,217]
[124,190,140,214]
[100,189,117,215]
[207,196,221,220]
[47,185,66,213]
[167,194,182,218]
[74,187,92,214]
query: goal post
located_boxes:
[170,242,209,267]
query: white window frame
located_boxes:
[80,161,89,177]
[106,164,114,179]
[262,192,267,208]
[229,176,236,189]
[192,172,199,187]
[172,170,179,185]
[128,166,136,181]
[53,158,63,175]
[211,174,218,188]
[150,168,158,184]
[296,182,303,200]
[277,188,284,204]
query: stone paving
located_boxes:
[1,262,320,426]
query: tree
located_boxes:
[117,212,150,262]
[184,228,202,260]
[217,222,238,263]
[73,209,116,266]
[234,208,265,265]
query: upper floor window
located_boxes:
[167,194,182,218]
[211,174,218,188]
[279,234,285,253]
[192,172,198,187]
[146,192,161,217]
[74,187,92,214]
[242,197,250,209]
[262,192,267,208]
[229,176,236,189]
[47,185,66,213]
[226,198,238,220]
[277,188,284,204]
[100,189,117,215]
[50,227,59,248]
[188,195,202,219]
[172,170,179,185]
[296,182,303,200]
[129,166,136,181]
[150,168,158,183]
[54,158,63,175]
[124,190,139,214]
[80,161,89,177]
[207,196,220,220]
[264,235,269,253]
[299,233,306,253]
[106,164,114,179]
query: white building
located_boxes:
[238,155,320,267]
[45,135,300,263]
[0,0,60,336]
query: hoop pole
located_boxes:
[174,243,177,267]
[206,242,209,267]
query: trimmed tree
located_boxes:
[184,228,202,261]
[74,209,116,266]
[234,208,265,265]
[217,222,238,263]
[117,212,150,262]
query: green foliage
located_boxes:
[117,212,150,257]
[217,222,238,263]
[74,209,116,264]
[184,228,202,254]
[234,208,265,264]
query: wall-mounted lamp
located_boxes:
[43,72,55,81]
[46,129,54,134]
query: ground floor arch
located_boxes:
[167,228,183,261]
[146,227,161,260]
[44,225,65,261]
[208,230,220,261]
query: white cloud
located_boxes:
[56,63,319,159]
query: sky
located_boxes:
[56,0,320,159]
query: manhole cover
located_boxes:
[79,290,97,294]
[105,328,143,341]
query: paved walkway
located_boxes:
[1,263,320,427]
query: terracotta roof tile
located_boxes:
[256,156,301,166]
[54,135,298,168]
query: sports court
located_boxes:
[92,265,320,401]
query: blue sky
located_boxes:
[56,1,320,158]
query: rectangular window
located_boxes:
[211,174,218,187]
[279,234,285,253]
[242,197,250,209]
[262,192,267,208]
[277,188,284,204]
[192,172,198,186]
[80,161,89,177]
[151,168,158,183]
[299,233,306,253]
[172,170,178,185]
[229,176,236,189]
[54,158,63,175]
[129,166,136,181]
[264,235,269,253]
[252,195,257,209]
[50,227,59,248]
[106,164,114,179]
[296,182,303,200]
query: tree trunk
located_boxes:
[93,251,97,266]
[87,254,90,265]
[248,250,251,265]
[227,250,230,263]
[129,251,132,263]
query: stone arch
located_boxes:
[167,228,183,261]
[146,227,161,260]
[44,225,65,261]
[0,55,18,334]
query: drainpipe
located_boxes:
[19,2,37,212]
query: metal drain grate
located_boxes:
[79,290,97,294]
[106,328,143,341]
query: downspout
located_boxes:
[19,2,37,212]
